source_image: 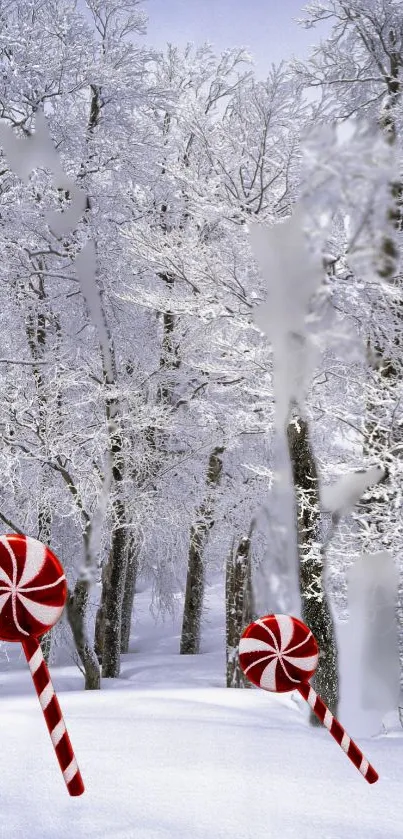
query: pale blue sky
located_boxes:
[142,0,330,78]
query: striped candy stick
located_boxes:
[22,637,85,796]
[298,681,378,784]
[239,614,379,785]
[0,534,85,795]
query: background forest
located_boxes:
[0,0,402,779]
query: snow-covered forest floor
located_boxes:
[0,580,401,839]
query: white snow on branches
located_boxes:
[0,108,115,574]
[0,110,113,379]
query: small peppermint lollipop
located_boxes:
[0,534,84,796]
[239,614,378,784]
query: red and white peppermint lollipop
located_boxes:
[0,534,84,796]
[239,614,379,785]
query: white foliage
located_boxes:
[0,0,401,654]
[0,109,112,383]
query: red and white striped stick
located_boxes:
[239,614,379,785]
[298,681,378,784]
[23,637,85,796]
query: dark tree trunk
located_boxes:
[66,578,101,690]
[180,525,204,655]
[24,273,60,666]
[180,446,224,654]
[377,51,402,281]
[101,498,127,678]
[37,494,53,663]
[61,520,101,690]
[120,533,140,654]
[78,84,128,680]
[94,550,112,663]
[226,527,254,688]
[100,367,127,679]
[158,272,181,405]
[287,413,339,724]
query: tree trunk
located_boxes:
[180,446,224,654]
[398,571,403,728]
[37,491,53,663]
[158,272,181,405]
[102,500,127,678]
[71,83,129,680]
[24,276,60,666]
[120,533,140,654]
[226,528,254,688]
[287,413,339,724]
[180,525,206,655]
[62,521,101,690]
[94,550,112,663]
[66,578,101,690]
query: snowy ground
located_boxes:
[0,582,401,839]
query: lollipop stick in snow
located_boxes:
[239,613,378,784]
[0,534,85,796]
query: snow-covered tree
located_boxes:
[0,0,163,684]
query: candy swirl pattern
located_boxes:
[239,613,319,692]
[0,534,66,641]
[239,613,379,784]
